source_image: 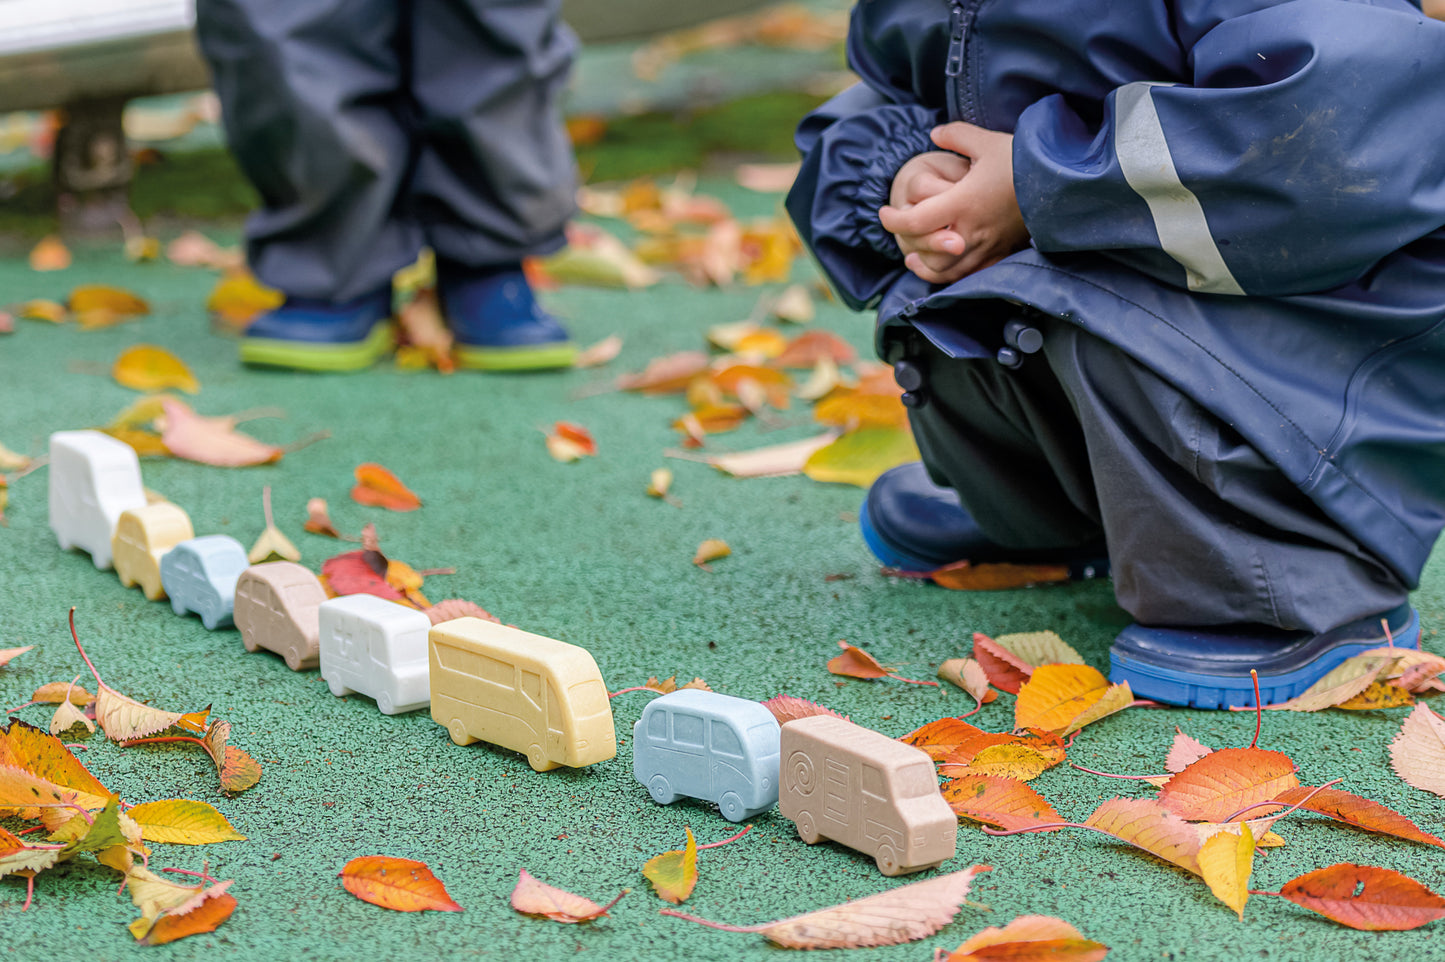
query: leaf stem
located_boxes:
[68,607,106,690]
[122,736,205,748]
[1068,763,1170,781]
[262,485,275,528]
[1383,616,1395,648]
[980,821,1095,837]
[1221,778,1343,823]
[659,909,764,933]
[1249,669,1262,749]
[887,672,941,687]
[697,824,753,851]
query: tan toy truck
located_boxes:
[429,617,616,773]
[779,715,956,876]
[234,562,328,671]
[111,502,193,600]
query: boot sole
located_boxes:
[455,341,578,371]
[240,322,395,372]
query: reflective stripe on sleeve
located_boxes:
[1114,82,1246,296]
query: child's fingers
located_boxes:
[904,252,970,285]
[879,186,964,236]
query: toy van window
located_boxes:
[520,670,543,710]
[647,709,667,739]
[894,762,937,799]
[281,584,312,605]
[673,713,704,748]
[862,765,885,798]
[711,722,743,758]
[477,653,512,687]
[567,679,609,716]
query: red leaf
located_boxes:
[760,695,847,726]
[340,856,464,912]
[971,633,1031,695]
[352,463,422,512]
[1272,786,1445,848]
[322,550,406,601]
[899,718,988,762]
[941,775,1061,831]
[1276,863,1445,930]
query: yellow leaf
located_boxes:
[991,631,1085,668]
[19,299,68,323]
[127,799,246,845]
[643,826,698,904]
[1014,664,1133,736]
[124,236,161,263]
[801,427,920,488]
[1198,822,1255,919]
[693,538,731,568]
[69,284,149,317]
[646,468,674,499]
[206,269,284,327]
[111,345,200,394]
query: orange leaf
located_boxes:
[674,403,749,435]
[510,868,625,923]
[617,350,710,394]
[938,733,1065,781]
[553,422,597,456]
[203,720,261,794]
[693,538,731,569]
[930,561,1072,590]
[759,694,847,726]
[1275,863,1445,930]
[0,719,111,804]
[899,718,988,761]
[304,497,345,538]
[663,866,990,949]
[136,893,237,945]
[971,633,1032,695]
[352,463,422,512]
[942,775,1061,831]
[827,640,893,680]
[160,399,284,467]
[943,915,1108,962]
[340,855,463,912]
[1272,786,1445,847]
[166,229,243,270]
[29,681,95,707]
[643,826,698,904]
[813,389,909,431]
[1157,748,1299,823]
[322,549,405,602]
[1084,797,1204,874]
[772,329,857,369]
[29,235,71,271]
[1014,664,1132,736]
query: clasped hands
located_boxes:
[880,122,1030,285]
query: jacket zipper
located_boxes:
[945,0,985,125]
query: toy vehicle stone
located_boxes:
[633,689,780,821]
[779,715,956,876]
[160,535,249,630]
[234,562,327,671]
[319,594,432,715]
[429,616,616,772]
[48,430,147,570]
[111,502,194,600]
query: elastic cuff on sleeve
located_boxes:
[853,127,939,258]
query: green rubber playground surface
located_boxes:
[4,14,1445,962]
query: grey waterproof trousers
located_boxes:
[898,317,1409,633]
[196,0,578,302]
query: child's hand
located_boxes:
[885,151,971,278]
[880,123,1030,285]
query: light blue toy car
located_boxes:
[633,689,782,822]
[160,535,249,630]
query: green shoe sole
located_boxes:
[240,322,396,372]
[454,341,578,371]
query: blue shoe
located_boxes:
[240,289,394,371]
[1109,603,1420,709]
[438,262,576,371]
[860,462,1108,578]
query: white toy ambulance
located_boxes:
[48,430,147,570]
[318,594,432,715]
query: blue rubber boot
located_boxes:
[860,462,1109,578]
[1109,603,1420,709]
[438,262,576,371]
[240,289,395,371]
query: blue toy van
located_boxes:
[160,535,249,630]
[632,689,781,822]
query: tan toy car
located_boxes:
[779,715,956,876]
[429,617,616,772]
[234,562,327,671]
[111,502,194,600]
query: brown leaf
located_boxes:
[662,865,990,948]
[159,399,284,467]
[352,463,422,511]
[340,855,463,912]
[1157,748,1299,823]
[1335,680,1414,710]
[943,915,1108,962]
[510,869,626,923]
[1273,786,1445,848]
[1275,863,1445,930]
[29,681,95,707]
[942,775,1061,831]
[1389,702,1445,798]
[759,694,847,726]
[394,289,455,373]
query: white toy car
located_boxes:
[319,594,431,715]
[48,430,147,570]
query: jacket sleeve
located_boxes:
[1012,1,1445,296]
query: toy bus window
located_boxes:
[893,762,937,798]
[520,669,543,710]
[648,709,667,740]
[673,713,704,748]
[862,765,885,799]
[281,584,312,606]
[711,722,743,758]
[476,653,512,687]
[567,680,609,717]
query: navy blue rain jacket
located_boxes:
[787,0,1445,586]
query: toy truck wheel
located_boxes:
[171,599,187,617]
[718,791,746,822]
[201,612,218,630]
[875,843,901,877]
[327,677,349,698]
[795,812,820,845]
[648,775,676,804]
[527,744,559,773]
[241,634,260,653]
[376,691,395,715]
[447,719,475,746]
[118,571,134,589]
[284,650,303,671]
